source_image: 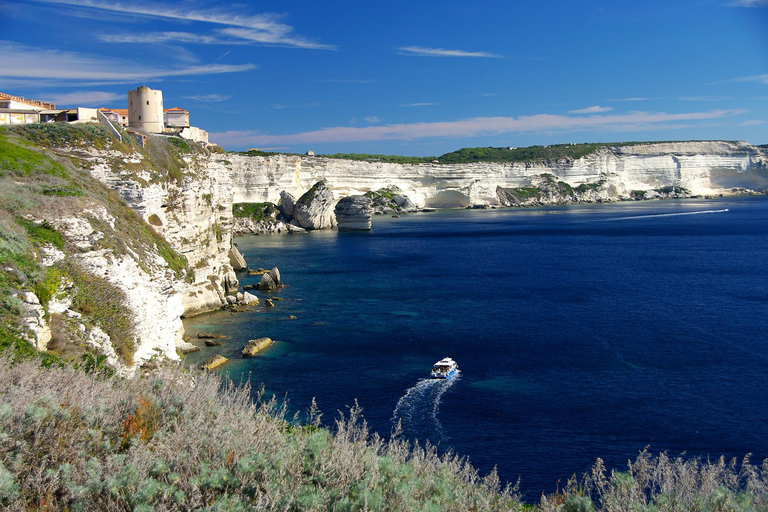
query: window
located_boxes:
[146,101,149,105]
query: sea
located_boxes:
[183,196,768,500]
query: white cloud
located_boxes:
[680,95,731,101]
[210,109,744,148]
[184,94,232,102]
[568,105,614,114]
[728,74,768,84]
[364,116,381,123]
[99,32,223,45]
[738,120,766,126]
[728,0,768,6]
[397,46,503,58]
[34,0,336,49]
[44,90,124,106]
[0,42,256,82]
[611,97,660,102]
[401,102,439,107]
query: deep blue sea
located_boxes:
[184,196,768,499]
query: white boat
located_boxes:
[430,357,458,379]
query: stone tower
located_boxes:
[128,86,164,133]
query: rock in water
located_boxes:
[279,190,297,219]
[198,332,227,339]
[242,337,273,357]
[293,180,337,230]
[335,195,373,231]
[228,245,247,270]
[269,267,281,286]
[202,354,228,370]
[257,273,276,290]
[242,292,259,305]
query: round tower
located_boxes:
[128,86,164,133]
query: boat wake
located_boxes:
[391,373,459,443]
[602,208,729,221]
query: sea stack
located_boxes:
[334,195,374,231]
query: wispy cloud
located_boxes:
[45,90,124,106]
[728,0,768,6]
[316,79,377,84]
[364,116,381,123]
[611,97,661,102]
[184,94,232,102]
[210,109,744,148]
[401,102,439,107]
[738,119,766,126]
[33,0,336,49]
[680,95,732,101]
[569,105,614,114]
[397,46,503,58]
[99,32,223,44]
[0,41,255,82]
[727,74,768,84]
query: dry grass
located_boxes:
[0,357,522,511]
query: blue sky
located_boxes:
[2,0,767,155]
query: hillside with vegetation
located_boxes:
[318,142,728,165]
[2,127,768,509]
[0,123,190,367]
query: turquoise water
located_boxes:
[184,196,768,498]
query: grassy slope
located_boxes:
[315,141,745,166]
[0,124,189,366]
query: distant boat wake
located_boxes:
[391,373,459,443]
[602,208,729,221]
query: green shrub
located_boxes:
[0,134,68,178]
[17,218,64,250]
[232,202,278,220]
[65,262,136,366]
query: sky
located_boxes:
[1,0,767,156]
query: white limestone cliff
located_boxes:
[225,141,768,208]
[26,138,763,374]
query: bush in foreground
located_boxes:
[0,356,519,511]
[2,352,768,511]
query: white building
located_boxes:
[128,86,164,133]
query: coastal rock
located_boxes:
[229,246,247,271]
[334,195,373,231]
[198,333,227,339]
[279,190,297,219]
[177,341,200,354]
[242,337,273,357]
[264,299,274,308]
[202,354,228,370]
[292,180,337,230]
[269,267,281,286]
[242,292,258,305]
[257,273,276,291]
[257,267,283,290]
[204,340,223,346]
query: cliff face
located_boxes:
[225,141,768,208]
[5,127,766,375]
[88,153,239,316]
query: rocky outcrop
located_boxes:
[229,246,247,270]
[202,354,228,370]
[279,190,297,219]
[335,195,373,230]
[292,180,337,230]
[225,141,768,209]
[242,337,273,357]
[257,267,284,291]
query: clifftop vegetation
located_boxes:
[318,141,725,165]
[2,352,768,510]
[0,124,188,366]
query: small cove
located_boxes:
[183,196,768,499]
